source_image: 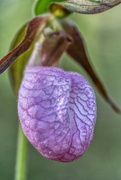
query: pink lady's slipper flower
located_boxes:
[18,66,96,162]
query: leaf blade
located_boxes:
[9,24,34,95]
[35,0,67,15]
[0,14,52,74]
[50,0,121,15]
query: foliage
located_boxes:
[0,0,121,180]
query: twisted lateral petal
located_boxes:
[18,67,96,162]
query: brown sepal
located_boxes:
[41,31,72,67]
[62,20,121,113]
[0,14,52,74]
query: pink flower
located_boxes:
[18,67,96,162]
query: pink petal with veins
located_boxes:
[18,67,96,162]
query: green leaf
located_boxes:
[50,0,121,15]
[0,15,52,75]
[0,15,52,95]
[61,19,121,113]
[34,0,68,16]
[9,24,34,95]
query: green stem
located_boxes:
[15,123,27,180]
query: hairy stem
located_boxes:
[15,123,27,180]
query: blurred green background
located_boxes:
[0,0,121,180]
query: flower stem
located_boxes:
[15,123,27,180]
